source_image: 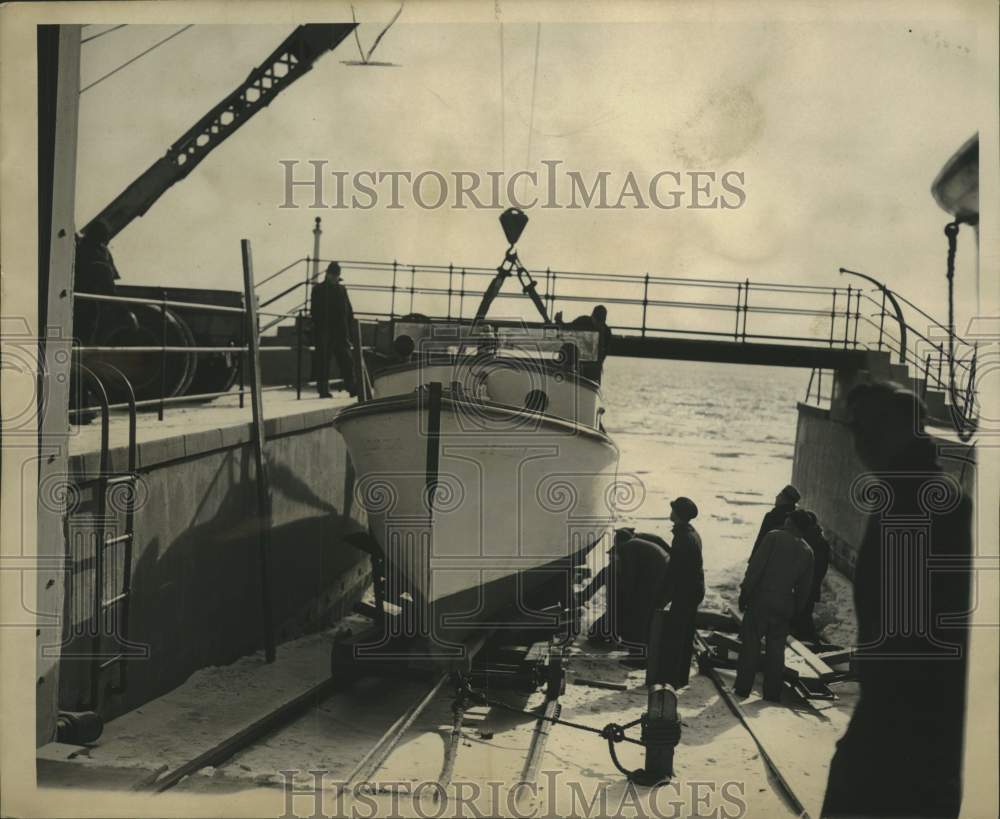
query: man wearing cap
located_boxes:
[821,382,971,818]
[310,261,356,398]
[650,497,705,688]
[735,509,814,701]
[749,484,801,562]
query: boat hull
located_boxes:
[334,391,620,644]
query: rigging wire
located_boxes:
[80,24,193,94]
[81,24,127,45]
[499,23,506,174]
[522,23,542,202]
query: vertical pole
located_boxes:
[641,273,650,337]
[829,289,838,348]
[238,323,245,409]
[295,308,303,400]
[459,268,466,320]
[409,265,416,314]
[877,288,886,350]
[843,285,852,348]
[818,369,823,403]
[34,23,82,746]
[937,343,944,388]
[351,318,367,403]
[741,278,750,341]
[734,282,743,341]
[312,216,322,282]
[852,289,861,348]
[550,271,558,320]
[159,294,167,421]
[447,263,454,320]
[241,239,276,663]
[390,260,398,319]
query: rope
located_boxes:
[522,23,542,203]
[81,24,127,45]
[80,25,193,94]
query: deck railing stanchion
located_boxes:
[241,238,276,664]
[852,289,862,348]
[390,260,398,319]
[459,267,466,320]
[741,278,750,341]
[829,289,838,348]
[817,369,823,403]
[641,273,650,337]
[158,292,167,421]
[447,263,454,320]
[843,285,853,348]
[409,265,416,314]
[734,281,743,341]
[877,288,887,350]
[295,308,303,400]
[923,355,931,399]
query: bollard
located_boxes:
[629,683,681,787]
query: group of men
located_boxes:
[599,382,972,818]
[598,482,830,697]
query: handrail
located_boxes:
[74,291,245,314]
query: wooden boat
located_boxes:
[333,212,621,653]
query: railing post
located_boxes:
[937,343,944,388]
[241,239,276,664]
[238,310,245,409]
[312,216,322,282]
[158,292,167,421]
[641,273,650,337]
[409,265,416,314]
[447,263,454,320]
[923,354,931,399]
[805,368,816,403]
[817,369,823,403]
[734,281,743,341]
[390,260,398,319]
[295,308,303,400]
[545,267,552,320]
[459,267,466,320]
[877,288,887,350]
[741,278,750,341]
[843,285,852,348]
[829,289,838,348]
[852,289,862,348]
[550,270,558,319]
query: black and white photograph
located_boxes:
[2,1,998,817]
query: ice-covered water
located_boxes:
[600,356,808,612]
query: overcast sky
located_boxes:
[75,9,988,339]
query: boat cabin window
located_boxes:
[524,389,549,413]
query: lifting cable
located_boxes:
[80,25,193,94]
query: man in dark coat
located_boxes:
[610,528,671,652]
[749,483,800,562]
[790,510,830,641]
[821,383,971,818]
[735,508,814,701]
[73,220,121,344]
[310,261,356,398]
[569,305,613,383]
[651,497,705,688]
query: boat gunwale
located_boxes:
[367,353,604,398]
[332,391,619,451]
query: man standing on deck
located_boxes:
[749,483,801,562]
[651,497,705,688]
[569,305,613,382]
[791,510,831,641]
[735,509,814,701]
[821,383,971,818]
[310,261,356,398]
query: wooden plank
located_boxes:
[786,635,836,679]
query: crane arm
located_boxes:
[83,23,357,241]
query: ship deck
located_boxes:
[67,388,355,473]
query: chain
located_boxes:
[457,678,644,746]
